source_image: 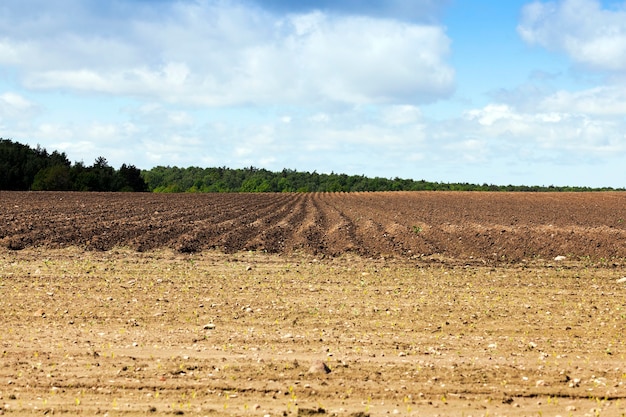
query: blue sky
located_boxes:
[1,0,626,187]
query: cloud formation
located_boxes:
[518,0,626,71]
[1,0,625,187]
[539,85,626,115]
[464,103,625,156]
[1,0,454,106]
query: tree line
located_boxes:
[0,139,147,191]
[141,165,622,193]
[2,139,622,192]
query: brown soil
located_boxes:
[1,191,625,416]
[2,191,626,263]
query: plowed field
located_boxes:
[2,191,626,262]
[1,191,626,416]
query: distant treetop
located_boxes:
[0,138,147,192]
[140,165,623,193]
[1,138,622,192]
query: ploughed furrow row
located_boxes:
[340,193,542,260]
[1,193,280,251]
[289,193,328,254]
[130,193,281,252]
[174,193,298,253]
[323,193,406,257]
[312,193,363,256]
[338,193,505,259]
[3,191,626,261]
[0,193,149,250]
[215,193,303,253]
[241,193,308,253]
[0,193,129,248]
[62,194,227,251]
[340,192,445,257]
[4,193,199,250]
[73,193,273,251]
[355,192,626,261]
[125,194,229,251]
[340,192,626,261]
[124,196,214,252]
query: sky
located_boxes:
[1,0,626,187]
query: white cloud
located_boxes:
[0,92,38,118]
[444,138,489,163]
[283,12,454,104]
[1,1,454,106]
[0,92,41,135]
[462,103,626,156]
[381,105,422,125]
[128,103,194,127]
[35,123,76,142]
[5,92,626,186]
[538,85,626,115]
[233,125,276,157]
[4,0,625,187]
[518,0,626,71]
[0,40,20,65]
[464,104,523,126]
[85,122,139,143]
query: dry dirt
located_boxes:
[0,191,625,416]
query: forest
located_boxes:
[1,139,622,192]
[0,139,147,192]
[141,165,619,192]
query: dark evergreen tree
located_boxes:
[0,139,147,191]
[116,164,147,192]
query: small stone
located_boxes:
[569,378,581,388]
[308,360,331,374]
[554,255,566,261]
[204,323,216,330]
[616,277,626,283]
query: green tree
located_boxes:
[115,164,147,191]
[31,165,72,190]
